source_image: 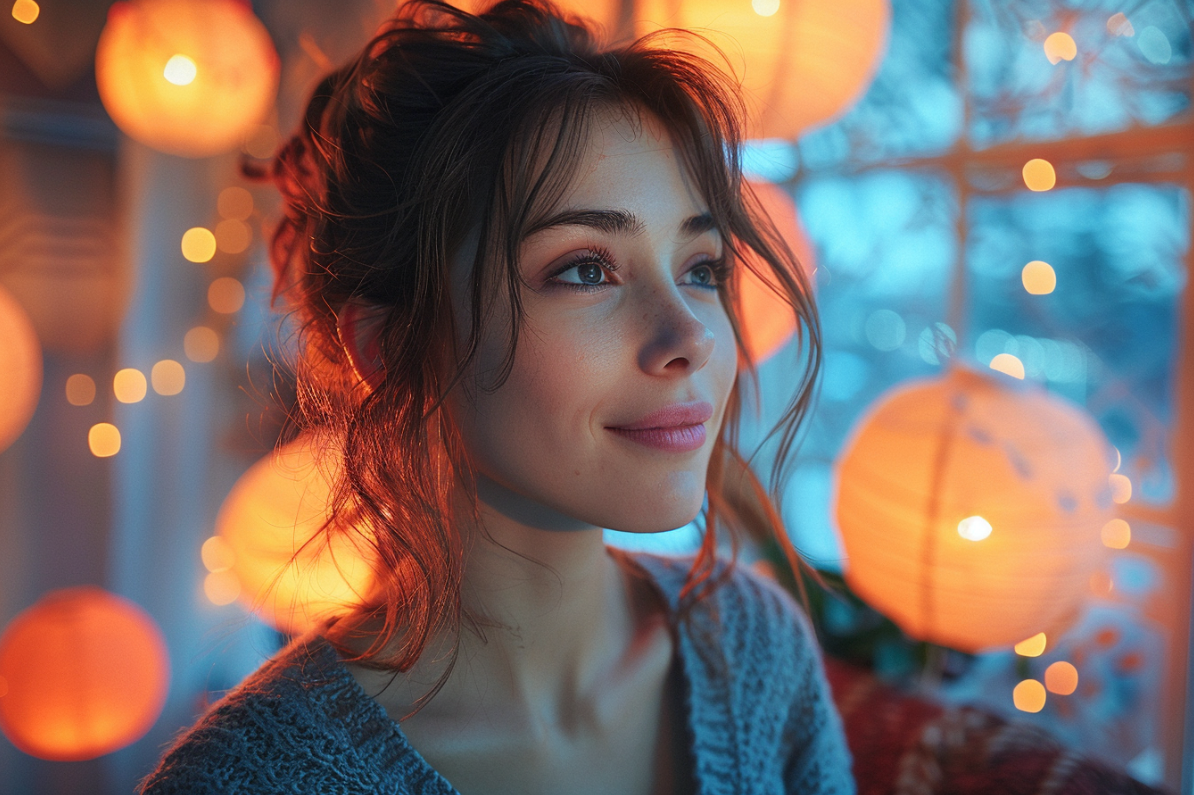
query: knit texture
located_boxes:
[139,553,855,794]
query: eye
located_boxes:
[683,258,729,291]
[548,248,618,292]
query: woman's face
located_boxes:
[447,108,738,534]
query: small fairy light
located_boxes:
[1043,32,1078,64]
[1013,679,1047,713]
[989,353,1025,379]
[1014,632,1047,657]
[1023,159,1057,191]
[163,54,197,86]
[1021,261,1056,295]
[151,360,186,396]
[208,277,245,314]
[113,368,148,404]
[184,326,220,363]
[11,0,39,24]
[215,218,252,254]
[957,515,992,541]
[65,374,97,406]
[89,423,122,457]
[181,227,217,263]
[217,187,254,220]
[201,536,235,573]
[1044,661,1079,695]
[204,570,241,606]
[1101,518,1131,549]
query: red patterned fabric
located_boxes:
[823,658,1170,795]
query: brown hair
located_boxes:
[265,0,821,676]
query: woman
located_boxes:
[140,0,853,792]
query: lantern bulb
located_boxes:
[957,515,992,541]
[752,0,780,16]
[163,54,197,86]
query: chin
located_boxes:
[591,482,706,534]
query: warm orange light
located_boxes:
[989,353,1025,379]
[113,368,147,403]
[201,535,235,573]
[735,181,816,366]
[1107,12,1134,37]
[181,227,216,263]
[0,587,169,761]
[836,368,1113,652]
[217,186,254,220]
[1014,632,1047,657]
[242,124,280,159]
[1023,159,1057,191]
[150,360,185,396]
[215,436,376,634]
[88,423,121,457]
[162,54,197,85]
[184,326,220,363]
[95,0,280,158]
[1045,661,1079,695]
[1101,518,1131,549]
[1021,260,1056,295]
[0,285,43,454]
[215,218,252,254]
[957,515,992,541]
[1109,473,1132,504]
[635,0,890,139]
[208,277,245,314]
[65,374,97,406]
[1043,32,1078,64]
[204,571,241,606]
[11,0,39,24]
[1013,679,1047,713]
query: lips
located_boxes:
[607,401,714,431]
[605,401,713,453]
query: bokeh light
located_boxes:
[113,368,147,404]
[1015,632,1047,657]
[208,278,245,314]
[1109,473,1132,504]
[242,124,280,159]
[1022,158,1057,191]
[150,360,186,396]
[11,0,39,24]
[184,326,220,363]
[88,423,121,457]
[989,352,1026,379]
[203,571,241,606]
[752,0,780,16]
[1107,12,1134,36]
[0,285,43,453]
[201,535,235,573]
[1043,32,1077,64]
[957,515,992,541]
[65,374,97,406]
[1013,679,1047,713]
[215,218,252,254]
[1101,518,1131,549]
[1045,661,1079,695]
[1021,260,1056,295]
[162,54,197,86]
[0,587,169,761]
[217,186,254,220]
[181,227,216,263]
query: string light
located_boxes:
[181,228,217,263]
[88,423,121,457]
[11,0,39,24]
[184,327,220,363]
[150,360,186,396]
[113,368,147,404]
[1023,159,1057,191]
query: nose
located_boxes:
[636,287,717,376]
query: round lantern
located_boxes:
[215,436,376,635]
[835,367,1113,653]
[736,180,816,366]
[0,285,42,453]
[0,588,169,761]
[95,0,280,158]
[636,0,890,139]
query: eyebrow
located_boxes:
[525,209,717,239]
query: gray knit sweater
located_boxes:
[139,554,855,794]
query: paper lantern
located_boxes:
[835,367,1113,653]
[0,285,42,453]
[0,588,169,761]
[95,0,280,158]
[636,0,890,139]
[215,436,376,635]
[736,180,816,365]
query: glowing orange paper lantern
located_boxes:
[0,285,42,453]
[736,180,816,365]
[215,436,376,635]
[95,0,279,158]
[636,0,890,139]
[0,588,169,761]
[835,367,1113,653]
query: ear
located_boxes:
[336,301,388,393]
